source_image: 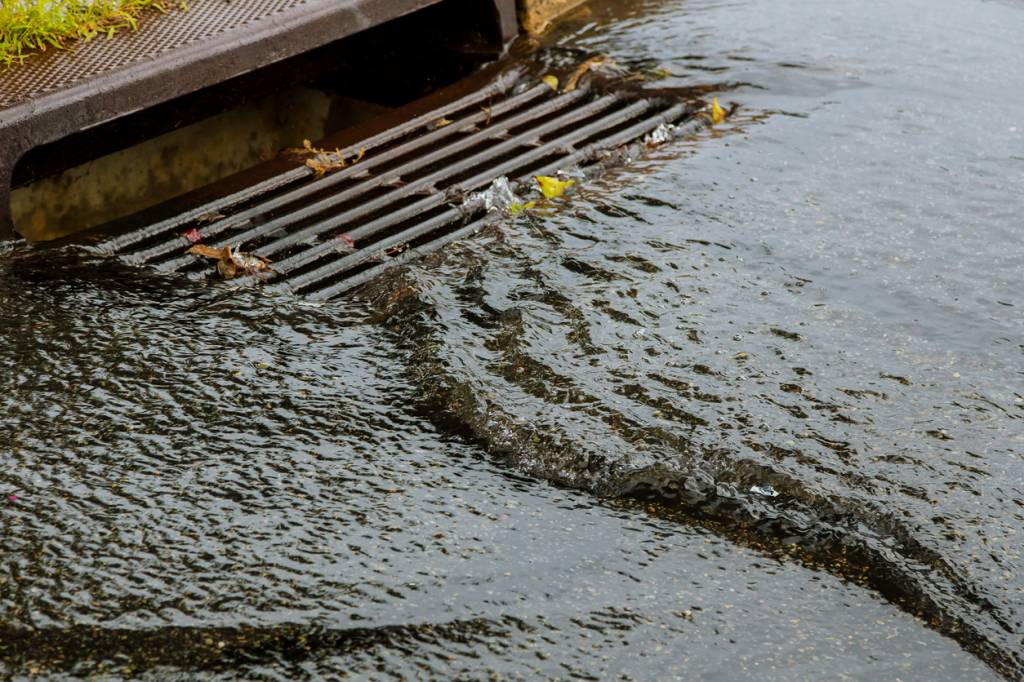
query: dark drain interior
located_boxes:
[10,0,510,241]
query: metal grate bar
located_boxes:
[175,92,626,275]
[241,91,598,252]
[273,97,659,289]
[103,169,307,254]
[311,213,499,300]
[273,205,470,295]
[151,88,597,273]
[531,101,696,178]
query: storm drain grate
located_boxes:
[94,66,708,299]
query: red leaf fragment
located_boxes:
[385,243,409,257]
[339,234,356,249]
[182,228,203,244]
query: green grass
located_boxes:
[0,0,173,66]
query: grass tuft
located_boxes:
[0,0,177,67]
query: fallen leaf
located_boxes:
[187,244,228,260]
[195,212,225,225]
[542,74,559,91]
[711,97,726,124]
[186,244,272,280]
[433,118,453,129]
[285,139,360,176]
[564,56,609,92]
[306,158,343,175]
[508,201,537,216]
[181,227,203,244]
[535,175,576,199]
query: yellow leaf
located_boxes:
[535,176,575,199]
[711,97,726,125]
[508,201,537,216]
[542,75,559,91]
[433,118,453,129]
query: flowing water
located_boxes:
[2,0,1022,678]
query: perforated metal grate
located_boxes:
[0,0,312,109]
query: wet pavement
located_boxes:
[2,0,1022,679]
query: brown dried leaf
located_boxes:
[186,244,272,280]
[292,142,365,176]
[187,244,229,260]
[283,139,355,175]
[305,156,346,175]
[564,56,610,92]
[195,212,225,224]
[384,242,409,257]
